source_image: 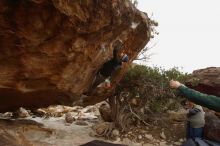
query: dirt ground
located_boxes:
[0,104,187,146]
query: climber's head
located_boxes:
[181,99,194,109]
[186,101,194,108]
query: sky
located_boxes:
[136,0,220,73]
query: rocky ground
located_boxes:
[0,103,187,146]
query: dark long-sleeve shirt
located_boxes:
[99,47,122,77]
[179,85,220,112]
[99,59,122,77]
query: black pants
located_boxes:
[86,73,107,94]
[92,73,106,88]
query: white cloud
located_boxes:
[137,0,220,73]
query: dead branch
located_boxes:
[128,104,151,126]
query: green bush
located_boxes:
[116,65,189,112]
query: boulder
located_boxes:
[65,112,75,124]
[112,129,120,137]
[160,131,166,139]
[0,0,152,112]
[17,107,30,118]
[93,122,112,136]
[186,67,220,97]
[99,103,112,122]
[204,112,220,142]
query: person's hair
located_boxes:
[113,40,123,51]
[180,99,188,106]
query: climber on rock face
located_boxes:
[91,40,129,91]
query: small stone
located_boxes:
[94,122,110,135]
[18,107,30,118]
[35,109,47,116]
[159,141,167,146]
[160,131,166,139]
[173,142,181,145]
[112,129,120,137]
[89,131,96,137]
[155,139,160,143]
[65,112,75,123]
[115,137,121,142]
[131,98,138,105]
[140,108,145,114]
[138,135,142,139]
[145,134,154,141]
[122,138,132,145]
[75,120,88,126]
[3,112,13,118]
[99,103,112,122]
[32,115,36,118]
[179,138,184,142]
